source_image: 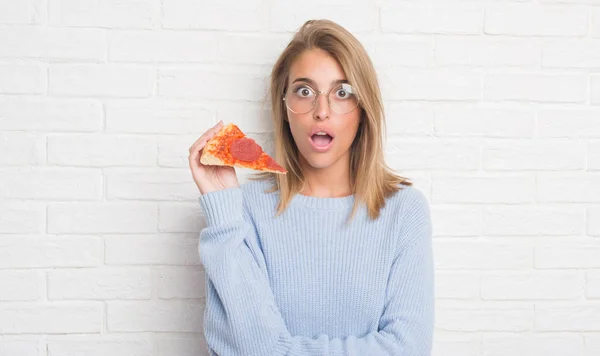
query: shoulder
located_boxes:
[239,178,279,216]
[387,185,432,246]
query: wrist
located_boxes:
[198,187,244,226]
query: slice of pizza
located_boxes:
[200,123,287,174]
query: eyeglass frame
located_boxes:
[282,82,360,115]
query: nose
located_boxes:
[313,93,330,121]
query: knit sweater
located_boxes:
[198,178,434,356]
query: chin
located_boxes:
[301,152,339,170]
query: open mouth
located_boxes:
[310,133,334,151]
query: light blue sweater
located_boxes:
[198,178,434,356]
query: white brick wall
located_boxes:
[1,1,599,355]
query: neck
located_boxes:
[299,154,352,198]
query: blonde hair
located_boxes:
[254,19,411,220]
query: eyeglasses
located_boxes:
[283,83,359,115]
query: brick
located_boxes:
[218,34,289,65]
[538,108,600,138]
[594,9,600,38]
[482,271,583,300]
[434,104,534,138]
[0,132,45,166]
[159,203,205,233]
[432,332,479,356]
[109,31,218,63]
[0,64,45,94]
[386,139,480,171]
[436,37,541,67]
[105,234,200,266]
[483,140,585,170]
[48,203,158,234]
[0,302,103,334]
[218,103,274,133]
[0,340,41,356]
[48,134,157,167]
[587,271,600,299]
[158,267,205,299]
[537,173,600,203]
[106,169,197,201]
[49,64,155,98]
[536,303,600,331]
[0,0,42,24]
[485,5,588,37]
[431,206,481,237]
[382,4,483,35]
[435,272,480,299]
[592,75,600,105]
[434,239,533,270]
[0,168,101,200]
[484,72,586,103]
[432,174,535,204]
[0,97,102,132]
[0,270,41,301]
[591,142,600,171]
[380,69,481,101]
[107,301,203,332]
[157,135,196,168]
[543,39,600,68]
[48,268,152,300]
[0,202,45,234]
[0,26,105,60]
[163,0,263,31]
[105,99,213,134]
[158,67,268,101]
[47,336,153,356]
[482,333,585,356]
[590,208,600,236]
[0,236,102,268]
[541,0,600,4]
[385,103,434,137]
[49,0,157,29]
[483,206,583,236]
[585,334,600,356]
[536,238,600,269]
[156,337,208,356]
[359,35,434,68]
[436,301,533,331]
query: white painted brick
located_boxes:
[0,26,105,60]
[585,334,600,356]
[590,208,600,236]
[483,206,584,236]
[158,66,268,101]
[435,272,480,299]
[536,303,600,331]
[592,75,600,105]
[0,64,45,94]
[0,132,45,166]
[158,267,205,299]
[537,173,600,203]
[163,0,264,31]
[587,271,600,299]
[48,203,158,234]
[50,64,155,98]
[381,4,483,35]
[48,268,152,300]
[541,0,600,4]
[434,239,533,270]
[0,97,102,132]
[482,333,585,356]
[431,206,481,237]
[482,271,583,300]
[590,142,600,171]
[218,34,289,65]
[0,0,41,24]
[0,339,41,356]
[109,31,218,63]
[543,40,600,68]
[217,103,274,134]
[156,337,208,356]
[386,139,480,171]
[436,301,533,331]
[0,202,45,234]
[483,140,585,170]
[485,5,588,37]
[105,234,200,266]
[538,108,600,138]
[434,104,535,138]
[432,332,480,356]
[484,72,587,103]
[594,9,600,38]
[385,103,434,137]
[47,336,153,356]
[358,34,435,68]
[106,168,197,201]
[0,302,103,334]
[105,99,214,134]
[0,270,41,301]
[536,238,600,269]
[0,168,101,200]
[49,0,157,29]
[157,135,196,168]
[436,37,541,67]
[380,69,481,101]
[0,236,102,269]
[107,301,203,332]
[432,174,535,204]
[48,134,157,167]
[159,203,205,233]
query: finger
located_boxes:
[188,120,223,153]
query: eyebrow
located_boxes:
[291,78,348,86]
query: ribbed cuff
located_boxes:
[198,188,244,227]
[273,333,292,356]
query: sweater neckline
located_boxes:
[291,192,355,210]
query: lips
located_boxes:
[309,127,335,152]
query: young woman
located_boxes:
[188,19,434,356]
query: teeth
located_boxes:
[315,132,327,136]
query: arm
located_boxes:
[199,187,434,356]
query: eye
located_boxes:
[293,86,314,98]
[335,88,349,99]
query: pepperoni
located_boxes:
[230,137,262,162]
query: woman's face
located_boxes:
[285,48,361,172]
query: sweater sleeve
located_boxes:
[198,187,434,356]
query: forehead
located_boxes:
[288,48,346,85]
